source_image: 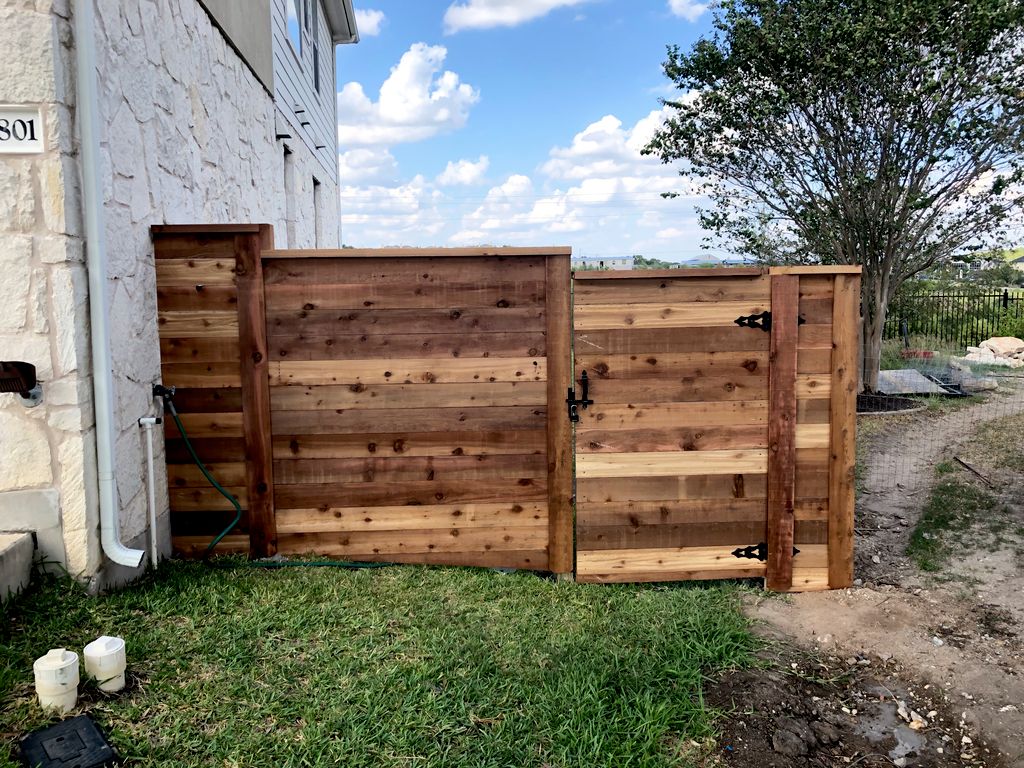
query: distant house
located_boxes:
[572,256,635,270]
[1010,253,1024,273]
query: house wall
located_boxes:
[271,0,339,191]
[0,0,341,586]
[0,0,96,576]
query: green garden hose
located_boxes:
[161,391,391,570]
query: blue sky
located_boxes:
[333,1,718,260]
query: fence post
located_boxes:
[1004,289,1010,310]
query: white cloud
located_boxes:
[338,43,480,147]
[668,0,708,22]
[338,147,399,184]
[444,0,590,33]
[656,227,686,239]
[437,156,490,186]
[354,8,386,36]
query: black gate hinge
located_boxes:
[731,542,801,561]
[733,311,806,333]
[566,369,594,423]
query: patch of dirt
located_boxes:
[750,380,1024,767]
[706,634,1002,767]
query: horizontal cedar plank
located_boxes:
[795,520,828,545]
[587,377,768,404]
[576,473,767,503]
[274,527,547,555]
[798,348,833,374]
[575,327,769,355]
[796,469,828,499]
[267,307,546,337]
[576,546,769,580]
[166,437,245,463]
[578,520,767,550]
[576,450,768,478]
[262,255,546,285]
[577,567,765,584]
[276,502,547,533]
[271,406,546,435]
[798,275,835,299]
[576,499,766,526]
[270,332,546,361]
[577,400,767,430]
[172,535,249,558]
[573,275,769,305]
[264,280,545,310]
[169,486,247,512]
[798,398,830,424]
[574,301,770,330]
[273,453,548,485]
[170,510,247,536]
[158,310,239,338]
[157,284,238,312]
[798,297,834,325]
[574,267,764,280]
[167,461,247,488]
[798,324,833,349]
[164,412,244,438]
[795,423,830,449]
[160,338,241,364]
[270,357,546,386]
[769,266,860,274]
[577,425,768,453]
[166,387,243,413]
[270,382,547,410]
[273,431,546,459]
[275,478,547,508]
[787,568,831,592]
[579,351,768,379]
[796,375,831,399]
[160,363,241,388]
[274,542,550,570]
[577,543,827,578]
[794,500,828,521]
[155,258,237,285]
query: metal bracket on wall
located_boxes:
[734,311,806,332]
[731,542,801,562]
[566,369,594,423]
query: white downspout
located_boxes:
[74,0,145,568]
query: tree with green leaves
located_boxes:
[645,0,1024,389]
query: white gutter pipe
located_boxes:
[139,415,160,570]
[75,0,145,568]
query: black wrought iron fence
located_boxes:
[883,288,1024,348]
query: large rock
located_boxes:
[980,337,1024,357]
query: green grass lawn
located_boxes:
[1,562,753,768]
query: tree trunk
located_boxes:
[862,306,887,392]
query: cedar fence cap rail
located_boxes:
[151,224,264,235]
[573,265,862,280]
[263,246,573,259]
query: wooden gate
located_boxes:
[571,267,859,591]
[152,224,856,591]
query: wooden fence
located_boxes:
[152,224,858,590]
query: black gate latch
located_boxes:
[733,311,806,332]
[731,542,801,561]
[566,370,594,423]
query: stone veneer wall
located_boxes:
[0,0,338,585]
[0,0,96,576]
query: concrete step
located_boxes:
[0,532,33,604]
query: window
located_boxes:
[286,0,302,56]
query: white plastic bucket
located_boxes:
[33,648,79,712]
[83,635,126,692]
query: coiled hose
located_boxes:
[160,389,390,569]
